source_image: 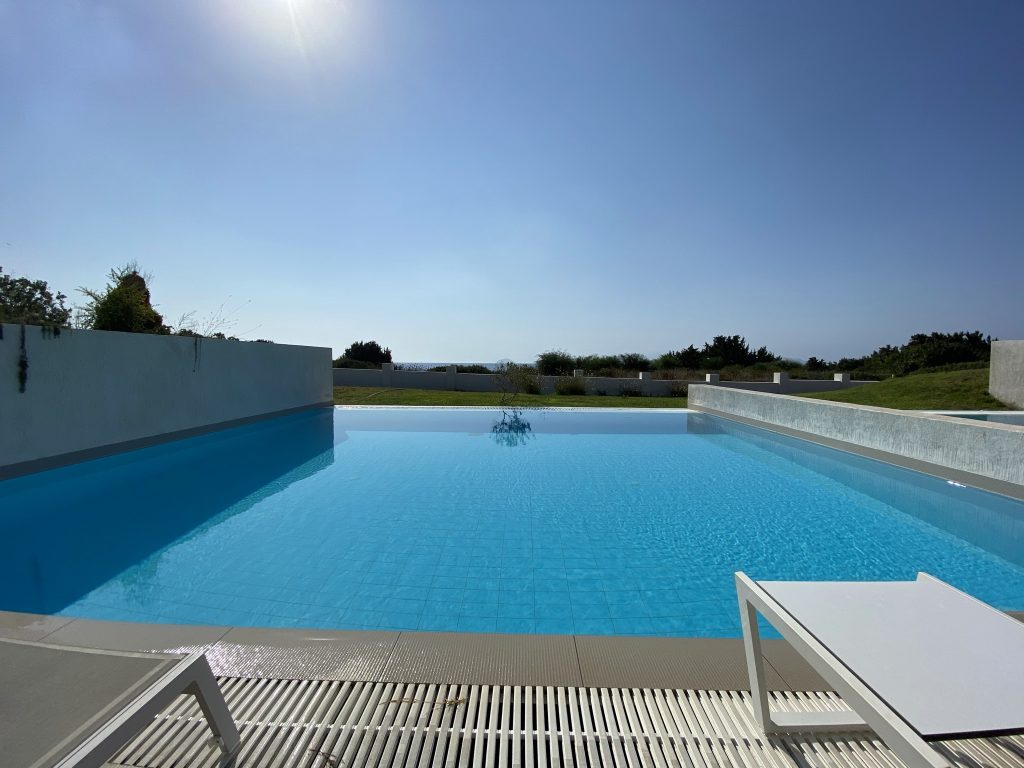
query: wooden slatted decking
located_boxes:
[109,678,1024,768]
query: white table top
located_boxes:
[760,574,1024,739]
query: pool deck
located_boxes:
[0,609,830,690]
[5,610,1024,767]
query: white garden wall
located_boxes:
[0,325,332,474]
[991,340,1024,408]
[333,364,871,397]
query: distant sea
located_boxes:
[396,362,502,371]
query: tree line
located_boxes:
[332,332,994,379]
[0,266,993,378]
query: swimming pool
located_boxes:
[933,411,1024,426]
[2,407,1022,637]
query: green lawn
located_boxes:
[799,368,1008,410]
[334,367,1007,411]
[333,386,687,408]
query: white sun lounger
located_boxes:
[735,571,1024,768]
[0,637,240,768]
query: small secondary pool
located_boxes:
[2,407,1023,637]
[934,411,1024,426]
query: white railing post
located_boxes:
[705,373,720,384]
[773,371,789,392]
[381,362,393,387]
[447,364,457,390]
[834,372,851,384]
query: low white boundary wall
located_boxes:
[688,384,1024,488]
[1,325,332,473]
[991,341,1024,409]
[334,365,871,396]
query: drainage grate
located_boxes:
[109,677,1024,768]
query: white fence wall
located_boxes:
[991,340,1024,409]
[333,364,871,396]
[688,384,1024,488]
[1,325,332,474]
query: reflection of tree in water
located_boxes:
[491,409,534,448]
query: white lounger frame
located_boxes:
[735,572,950,768]
[55,652,240,768]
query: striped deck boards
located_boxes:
[108,678,1024,768]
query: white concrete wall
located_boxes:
[688,384,1024,487]
[991,341,1024,408]
[333,365,871,397]
[1,325,332,471]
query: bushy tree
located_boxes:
[619,353,652,371]
[654,353,681,370]
[901,331,990,371]
[577,354,622,372]
[701,335,767,366]
[334,340,392,368]
[536,349,576,376]
[494,362,541,404]
[0,266,71,326]
[78,263,169,334]
[823,331,992,377]
[675,345,702,369]
[700,335,749,368]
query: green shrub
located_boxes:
[654,353,681,370]
[79,265,169,334]
[495,362,542,402]
[425,364,490,373]
[619,353,651,371]
[555,376,587,395]
[577,354,622,372]
[332,357,378,369]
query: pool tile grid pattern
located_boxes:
[68,543,740,637]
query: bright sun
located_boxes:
[218,0,352,72]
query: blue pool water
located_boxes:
[2,407,1023,637]
[944,412,1024,426]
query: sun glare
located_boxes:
[217,0,353,73]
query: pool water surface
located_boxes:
[1,407,1022,637]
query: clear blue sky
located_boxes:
[2,1,1022,362]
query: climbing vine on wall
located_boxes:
[17,323,28,393]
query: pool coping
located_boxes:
[4,610,1022,691]
[0,609,825,690]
